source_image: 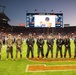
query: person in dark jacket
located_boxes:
[37,35,44,59]
[26,34,35,58]
[56,36,63,58]
[63,35,71,58]
[46,36,54,58]
[74,37,76,58]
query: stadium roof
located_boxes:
[0,12,10,21]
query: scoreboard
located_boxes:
[26,13,63,28]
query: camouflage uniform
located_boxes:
[16,36,23,59]
[6,34,13,60]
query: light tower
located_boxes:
[0,5,6,13]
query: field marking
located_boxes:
[26,65,29,72]
[25,64,45,72]
[26,57,76,62]
[26,69,76,72]
[26,64,76,72]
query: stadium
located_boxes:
[0,0,76,75]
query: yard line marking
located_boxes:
[26,64,76,72]
[25,64,46,72]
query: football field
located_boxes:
[0,40,76,75]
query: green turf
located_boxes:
[0,40,76,75]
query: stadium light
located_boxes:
[44,10,46,13]
[51,10,53,12]
[26,10,28,17]
[60,11,62,13]
[26,10,28,13]
[34,9,37,13]
[34,9,37,11]
[51,10,54,15]
[0,5,6,13]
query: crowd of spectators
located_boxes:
[0,25,76,40]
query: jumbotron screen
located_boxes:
[26,13,63,27]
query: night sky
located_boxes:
[0,0,76,26]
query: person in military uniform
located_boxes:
[6,34,13,60]
[37,35,44,59]
[56,36,63,58]
[0,37,2,60]
[26,34,35,58]
[2,35,5,45]
[74,36,76,58]
[46,36,54,58]
[63,35,71,58]
[16,35,23,60]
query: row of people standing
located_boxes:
[26,34,76,59]
[0,34,23,60]
[0,33,76,60]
